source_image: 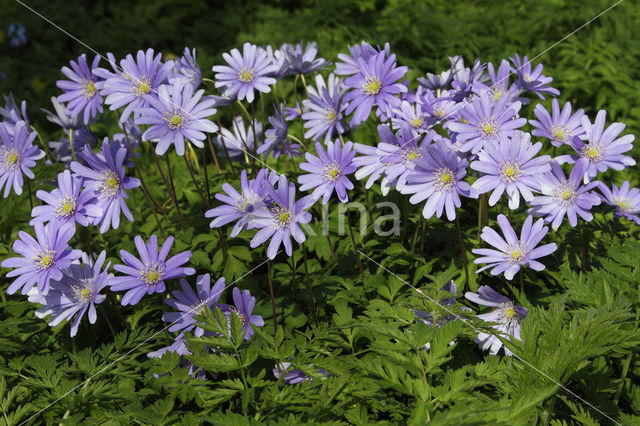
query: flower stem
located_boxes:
[202,147,211,206]
[347,212,365,280]
[123,127,164,218]
[267,261,278,333]
[164,154,186,231]
[183,153,209,208]
[455,215,469,288]
[302,246,319,327]
[206,134,222,174]
[30,125,55,163]
[580,222,589,272]
[361,181,373,223]
[316,203,336,260]
[290,250,297,302]
[68,129,77,162]
[26,179,33,211]
[218,228,228,270]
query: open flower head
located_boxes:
[0,120,44,197]
[596,181,640,225]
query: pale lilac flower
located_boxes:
[56,54,104,124]
[2,221,82,295]
[402,138,477,220]
[265,44,292,79]
[27,251,111,337]
[472,59,519,105]
[111,235,195,306]
[446,91,526,154]
[41,97,84,130]
[221,288,264,340]
[473,214,557,280]
[137,81,218,156]
[163,274,226,337]
[214,116,263,159]
[30,170,102,227]
[510,54,559,99]
[205,169,270,237]
[97,49,173,123]
[596,181,640,225]
[249,175,314,259]
[273,361,329,385]
[556,110,636,183]
[212,43,277,103]
[298,140,356,203]
[48,129,97,166]
[471,132,551,209]
[70,139,140,233]
[344,51,408,125]
[283,41,330,75]
[258,104,298,159]
[376,126,424,194]
[465,286,527,356]
[448,57,487,102]
[528,159,601,230]
[391,100,429,134]
[0,94,29,134]
[530,99,585,147]
[168,47,202,90]
[419,89,458,123]
[335,42,389,76]
[302,74,348,143]
[0,121,44,197]
[283,102,302,121]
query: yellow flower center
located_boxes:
[480,120,499,137]
[361,76,382,95]
[140,262,166,285]
[551,125,567,142]
[500,162,521,182]
[616,199,629,211]
[165,111,186,130]
[323,108,337,124]
[1,148,20,170]
[504,307,516,318]
[509,245,526,262]
[587,147,598,159]
[56,195,77,217]
[133,77,152,96]
[272,206,293,229]
[435,167,455,191]
[323,164,341,181]
[459,117,469,124]
[407,152,419,161]
[409,117,424,128]
[33,249,56,270]
[83,80,97,98]
[434,108,445,118]
[99,170,121,198]
[238,67,255,83]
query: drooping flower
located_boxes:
[27,251,111,337]
[265,44,292,79]
[147,332,206,380]
[0,121,44,197]
[448,57,487,102]
[302,74,348,143]
[248,175,314,259]
[298,140,356,203]
[70,139,140,233]
[283,102,302,121]
[56,54,104,124]
[41,96,84,130]
[402,138,477,220]
[163,274,226,337]
[471,131,551,209]
[530,99,585,147]
[2,221,82,295]
[465,286,527,356]
[221,288,264,340]
[258,104,298,159]
[205,169,270,237]
[168,47,202,90]
[136,80,218,156]
[273,361,329,385]
[528,159,601,230]
[556,110,636,183]
[344,51,408,126]
[214,116,263,159]
[96,49,173,123]
[283,41,330,75]
[30,169,102,227]
[48,129,97,166]
[446,91,526,154]
[212,43,277,103]
[0,94,29,134]
[596,181,640,225]
[335,41,389,76]
[473,214,557,280]
[510,54,559,99]
[111,235,195,306]
[417,61,454,91]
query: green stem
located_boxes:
[206,134,222,174]
[202,147,211,206]
[165,154,186,231]
[455,215,469,288]
[30,125,55,162]
[68,129,76,162]
[267,261,278,333]
[26,179,33,211]
[347,213,365,280]
[183,153,209,208]
[302,247,319,327]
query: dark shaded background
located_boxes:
[1,0,639,176]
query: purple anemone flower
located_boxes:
[205,169,270,237]
[472,59,519,105]
[446,91,526,154]
[48,129,97,166]
[302,74,348,143]
[283,102,302,121]
[56,54,103,124]
[530,99,585,147]
[528,159,601,230]
[221,288,264,340]
[163,274,226,337]
[344,51,408,126]
[283,41,330,75]
[168,47,202,90]
[137,80,218,156]
[265,44,292,79]
[70,139,140,233]
[448,57,487,102]
[402,138,477,220]
[27,251,111,337]
[465,286,527,356]
[473,214,557,280]
[335,41,389,76]
[212,43,277,103]
[2,221,82,295]
[97,49,173,123]
[111,235,195,306]
[0,121,44,197]
[596,181,640,224]
[471,131,551,209]
[510,54,559,100]
[214,116,263,160]
[148,333,206,380]
[41,97,84,130]
[417,63,454,91]
[273,361,329,385]
[298,140,356,203]
[0,94,29,134]
[30,169,102,227]
[376,126,424,195]
[391,100,429,134]
[249,175,314,259]
[419,89,458,123]
[556,110,636,183]
[258,104,298,159]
